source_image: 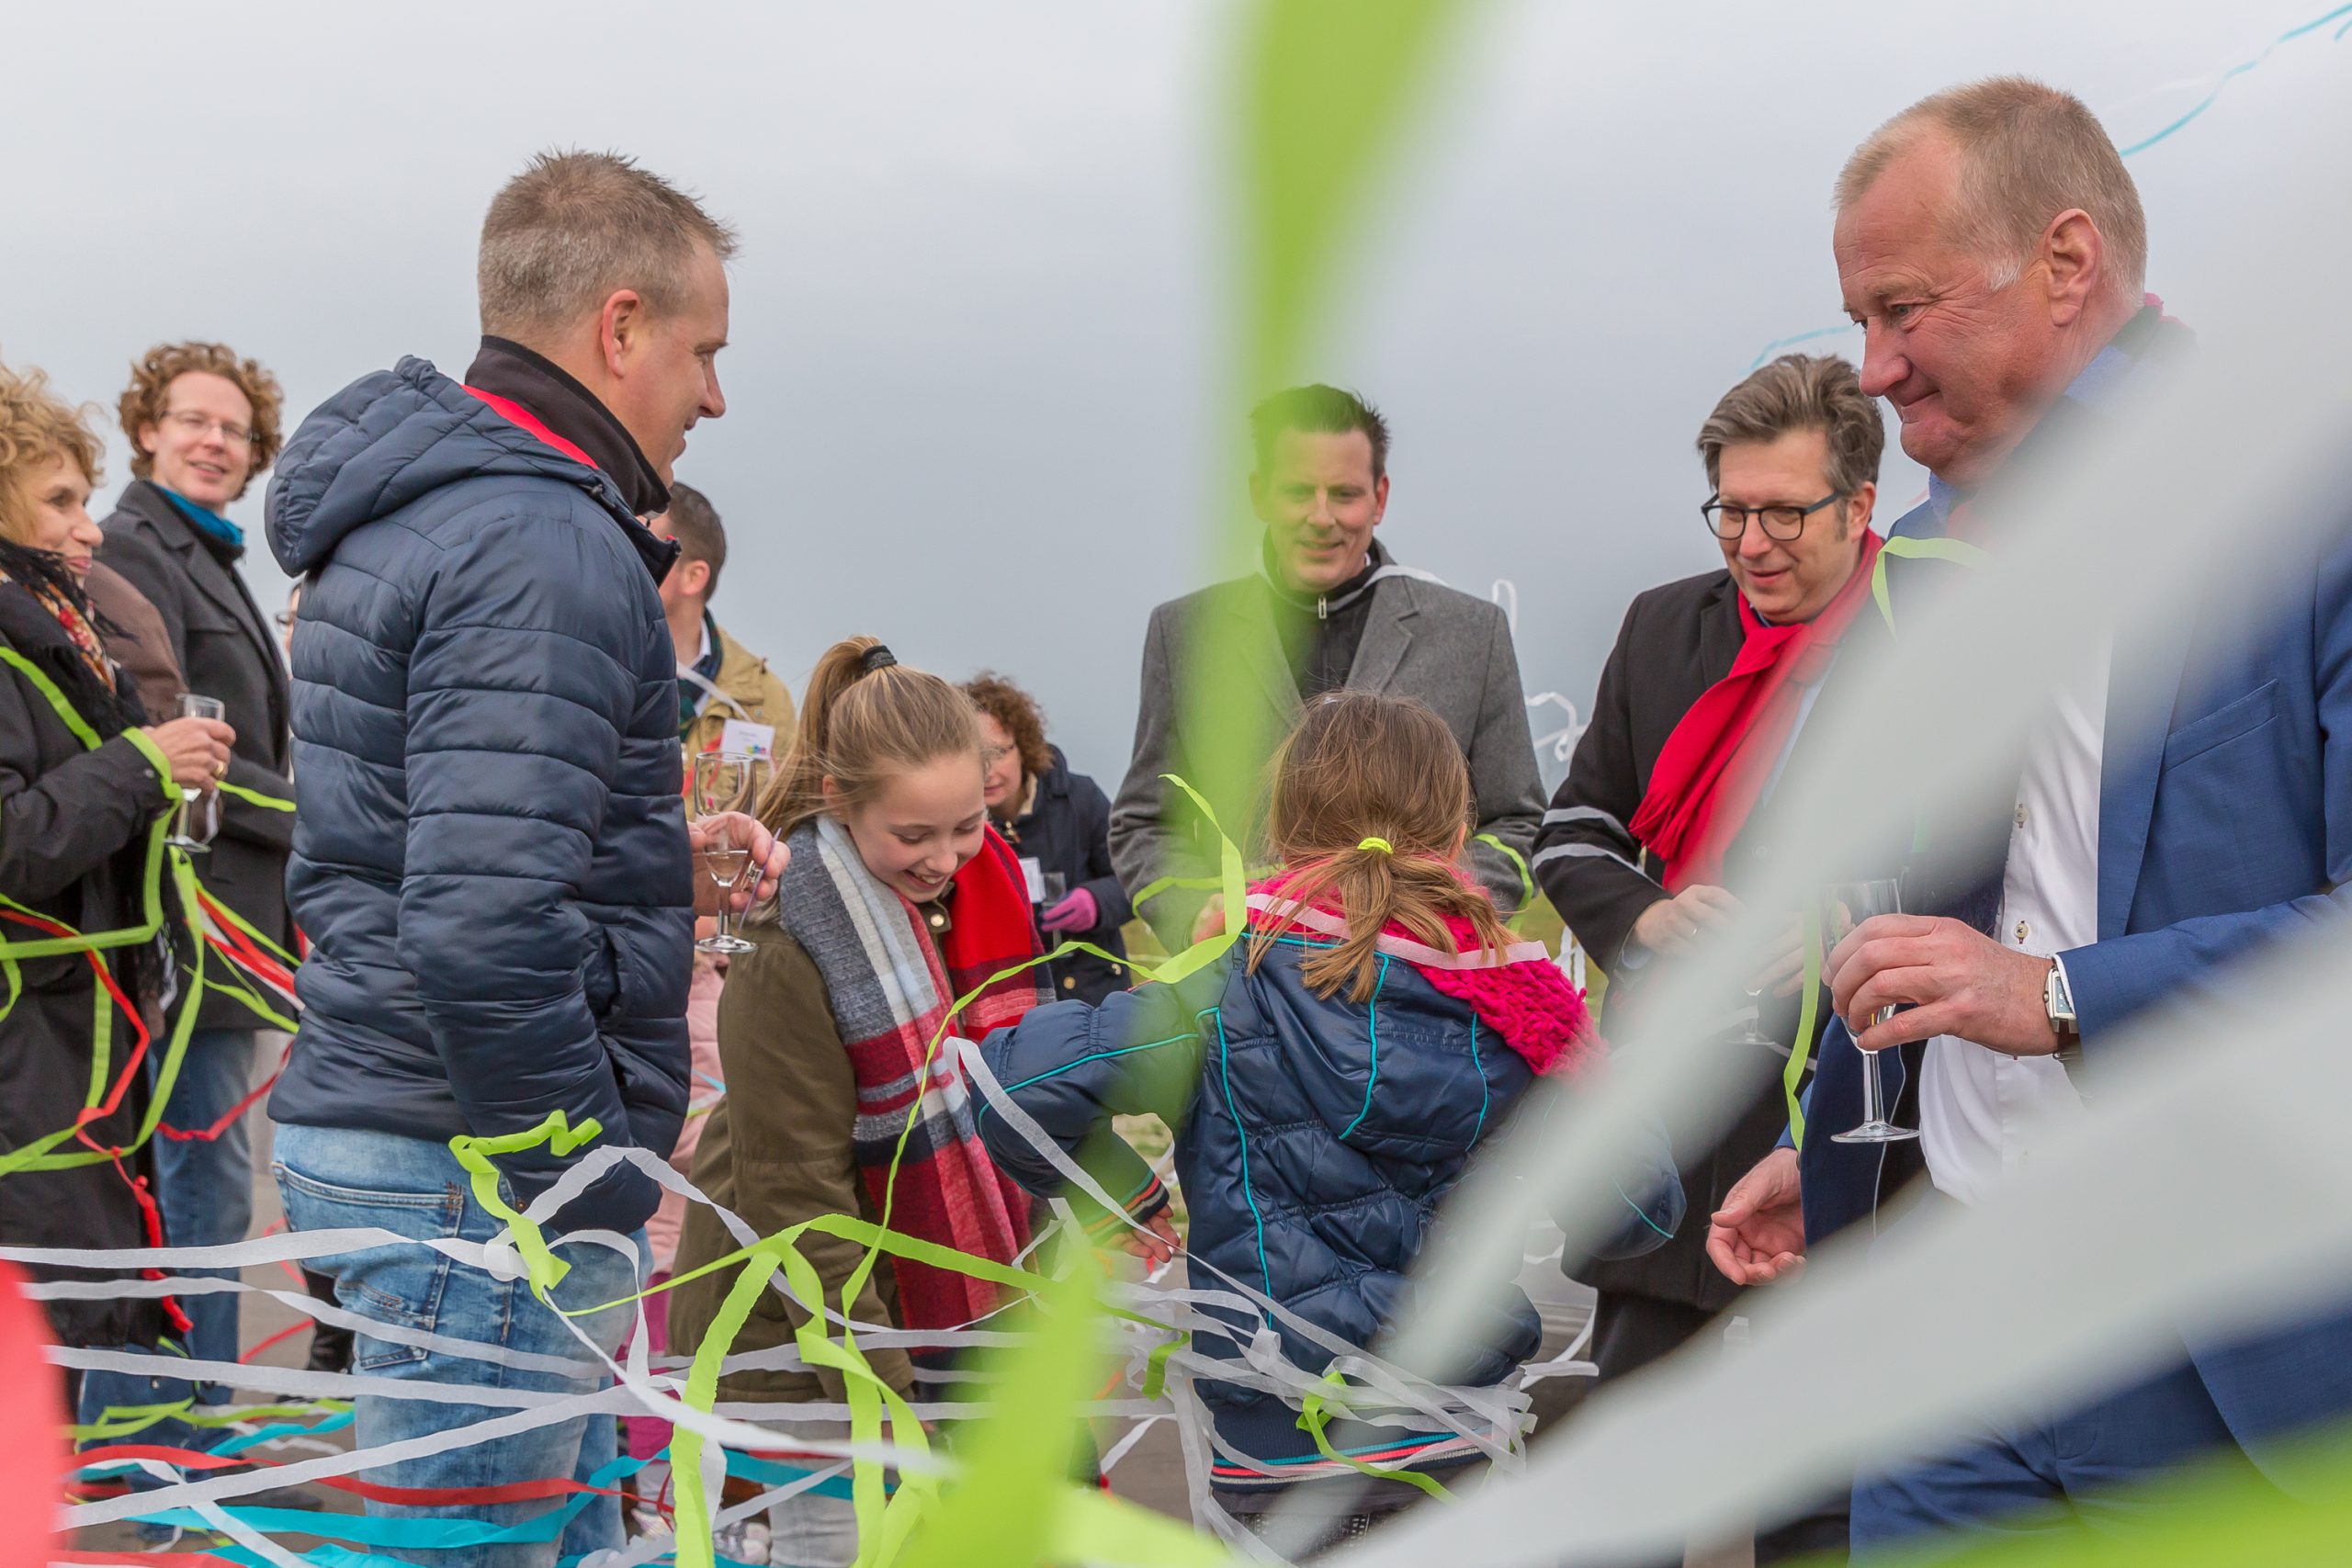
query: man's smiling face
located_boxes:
[1835,133,2065,490]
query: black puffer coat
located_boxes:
[0,554,175,1348]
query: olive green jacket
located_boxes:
[667,896,956,1402]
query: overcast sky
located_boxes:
[6,1,2342,785]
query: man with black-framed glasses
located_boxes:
[1528,351,1883,1566]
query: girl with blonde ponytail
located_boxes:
[978,689,1683,1544]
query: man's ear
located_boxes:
[680,558,712,600]
[1845,479,1877,536]
[599,288,646,378]
[2040,209,2104,328]
[1248,468,1272,524]
[1370,471,1391,527]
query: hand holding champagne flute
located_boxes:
[691,750,759,954]
[1825,877,1918,1145]
[163,693,229,853]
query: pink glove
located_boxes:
[1041,886,1100,934]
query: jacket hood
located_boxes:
[266,356,636,578]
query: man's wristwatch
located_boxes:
[2045,957,2083,1075]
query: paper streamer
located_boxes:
[1744,2,2352,368]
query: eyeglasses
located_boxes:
[163,410,254,447]
[1701,491,1845,542]
[981,744,1014,767]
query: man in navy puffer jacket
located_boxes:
[264,152,780,1568]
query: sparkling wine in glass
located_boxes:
[692,750,757,955]
[1824,878,1919,1145]
[164,693,226,854]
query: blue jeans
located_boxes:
[77,1026,260,1446]
[272,1122,645,1568]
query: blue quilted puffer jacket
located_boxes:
[979,930,1681,1481]
[264,358,692,1231]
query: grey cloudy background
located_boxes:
[6,1,2341,786]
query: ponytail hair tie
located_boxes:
[1357,837,1395,855]
[860,644,899,673]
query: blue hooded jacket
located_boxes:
[978,930,1681,1483]
[265,358,693,1231]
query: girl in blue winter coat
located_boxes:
[979,691,1681,1550]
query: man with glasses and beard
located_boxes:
[1532,353,1886,1564]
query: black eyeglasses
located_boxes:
[1701,491,1845,542]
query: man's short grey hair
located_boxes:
[478,150,740,342]
[1836,77,2147,309]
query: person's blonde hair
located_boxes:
[0,360,104,547]
[119,342,285,498]
[1837,77,2147,311]
[759,636,982,841]
[1247,691,1511,1003]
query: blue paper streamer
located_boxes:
[1745,4,2352,370]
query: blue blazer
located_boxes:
[1797,488,2352,1468]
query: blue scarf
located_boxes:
[163,488,244,553]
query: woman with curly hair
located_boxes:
[964,672,1134,1003]
[91,341,295,1426]
[0,360,233,1381]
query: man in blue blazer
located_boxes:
[1705,78,2352,1551]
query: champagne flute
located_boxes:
[1824,877,1919,1145]
[164,694,226,854]
[692,750,757,955]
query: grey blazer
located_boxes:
[100,479,296,1030]
[1109,570,1544,946]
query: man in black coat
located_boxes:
[1532,353,1892,1564]
[92,344,296,1434]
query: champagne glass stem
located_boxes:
[1860,1047,1887,1126]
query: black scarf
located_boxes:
[0,541,141,736]
[1261,534,1394,700]
[465,336,672,519]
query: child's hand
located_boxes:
[1122,1212,1183,1266]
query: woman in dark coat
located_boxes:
[964,673,1135,1003]
[0,363,232,1370]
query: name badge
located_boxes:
[718,719,778,760]
[1019,856,1046,903]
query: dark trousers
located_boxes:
[1850,1349,2265,1559]
[1591,1292,1850,1566]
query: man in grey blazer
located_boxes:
[1111,384,1544,947]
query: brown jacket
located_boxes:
[84,560,186,719]
[667,896,956,1403]
[681,619,797,761]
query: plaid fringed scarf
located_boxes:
[776,815,1046,1330]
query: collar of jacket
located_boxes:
[464,336,672,520]
[160,487,245,557]
[1259,533,1394,619]
[1917,302,2190,536]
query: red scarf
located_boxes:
[1628,533,1882,891]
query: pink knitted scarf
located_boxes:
[1246,877,1600,1077]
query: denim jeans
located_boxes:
[272,1122,645,1568]
[77,1026,260,1446]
